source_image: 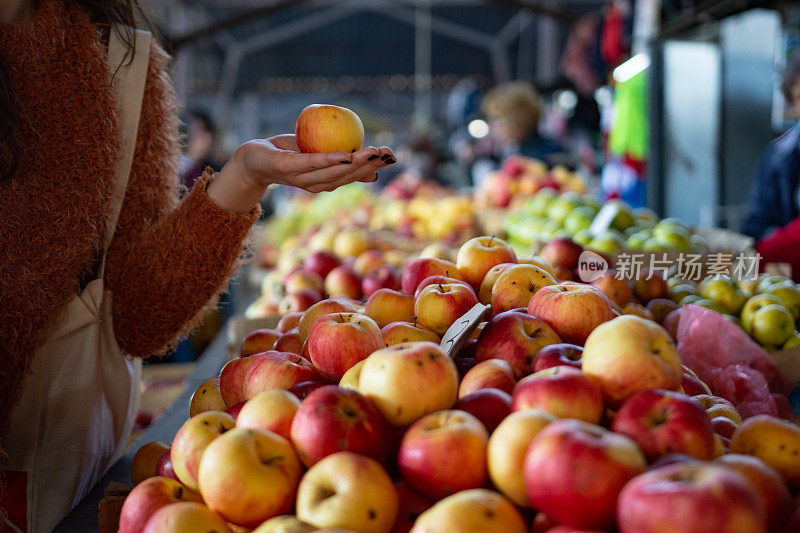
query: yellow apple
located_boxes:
[252,516,315,533]
[189,378,228,418]
[141,502,232,533]
[764,284,800,320]
[750,304,795,346]
[491,264,556,314]
[236,389,301,441]
[741,293,783,333]
[410,489,526,533]
[295,104,364,154]
[456,236,517,288]
[338,360,365,390]
[171,411,236,491]
[296,452,398,533]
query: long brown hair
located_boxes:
[0,0,149,180]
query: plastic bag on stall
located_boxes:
[672,305,790,419]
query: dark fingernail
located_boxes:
[380,154,392,161]
[384,158,396,165]
[367,155,379,161]
[340,160,352,164]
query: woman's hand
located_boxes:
[207,134,395,214]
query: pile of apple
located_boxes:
[123,235,800,533]
[666,273,800,352]
[474,155,587,209]
[504,188,709,257]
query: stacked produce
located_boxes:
[123,235,800,533]
[504,187,709,257]
[474,155,587,209]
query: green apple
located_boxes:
[526,189,558,217]
[693,298,727,314]
[700,277,747,315]
[680,294,702,306]
[750,304,795,345]
[655,231,691,252]
[667,276,695,291]
[607,199,636,232]
[764,284,800,320]
[546,191,583,226]
[642,237,670,252]
[583,196,601,214]
[670,283,698,303]
[756,275,793,294]
[625,230,651,250]
[633,207,659,226]
[588,230,625,255]
[573,229,593,246]
[782,330,800,349]
[740,293,783,333]
[539,219,563,241]
[563,206,596,234]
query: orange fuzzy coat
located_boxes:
[0,1,259,433]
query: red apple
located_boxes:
[237,389,300,441]
[276,311,303,333]
[591,270,633,306]
[363,264,401,297]
[474,310,561,378]
[304,250,342,279]
[238,351,319,402]
[681,371,710,396]
[398,410,489,500]
[284,269,325,296]
[225,401,245,420]
[414,282,479,337]
[353,249,387,277]
[455,357,477,380]
[617,462,767,533]
[710,416,738,439]
[274,327,303,355]
[219,354,259,407]
[511,366,603,424]
[611,389,715,461]
[414,275,475,300]
[325,265,362,300]
[119,476,202,533]
[531,343,583,372]
[365,288,414,328]
[392,481,433,533]
[131,441,171,486]
[540,236,583,270]
[714,454,793,533]
[290,385,387,467]
[528,282,615,345]
[491,264,557,314]
[458,359,516,398]
[287,380,324,401]
[401,257,461,295]
[298,297,360,342]
[155,450,179,482]
[306,312,383,380]
[633,270,669,303]
[523,419,647,529]
[456,235,517,288]
[647,298,679,324]
[455,389,512,433]
[279,289,321,315]
[240,328,281,355]
[381,321,440,346]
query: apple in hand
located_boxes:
[198,428,302,527]
[458,359,516,398]
[307,312,383,380]
[414,282,479,336]
[363,264,401,297]
[381,321,440,346]
[358,342,458,426]
[414,275,475,300]
[410,489,526,533]
[455,388,511,433]
[295,104,364,153]
[290,385,387,466]
[474,310,561,378]
[325,265,362,300]
[456,235,517,288]
[478,263,516,304]
[241,351,319,401]
[611,389,715,461]
[491,264,557,314]
[296,452,398,533]
[237,389,301,441]
[240,329,281,355]
[274,327,303,355]
[131,441,172,486]
[512,366,603,424]
[487,409,556,507]
[398,410,489,500]
[171,411,236,491]
[365,288,414,327]
[401,257,461,295]
[528,282,615,345]
[524,419,647,529]
[582,315,682,406]
[142,502,232,533]
[531,343,582,372]
[119,476,202,533]
[298,297,360,342]
[617,462,767,533]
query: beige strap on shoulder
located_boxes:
[101,26,151,273]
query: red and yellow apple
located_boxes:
[171,411,236,491]
[324,266,362,300]
[274,328,303,355]
[478,263,516,304]
[511,366,603,424]
[277,312,303,333]
[527,282,615,345]
[303,251,342,280]
[306,312,383,380]
[531,343,583,372]
[410,489,526,533]
[295,104,364,154]
[591,270,633,306]
[454,388,512,433]
[381,321,440,346]
[456,236,517,288]
[284,270,325,297]
[241,351,319,401]
[131,441,172,486]
[240,329,281,355]
[365,289,414,327]
[414,275,475,300]
[491,264,557,314]
[401,257,461,295]
[362,264,401,297]
[414,282,479,337]
[119,476,202,533]
[458,358,516,398]
[298,298,360,342]
[236,389,301,441]
[730,414,800,488]
[141,502,231,533]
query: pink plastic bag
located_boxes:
[673,305,790,419]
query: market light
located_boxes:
[612,53,650,83]
[468,119,489,138]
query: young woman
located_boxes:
[0,0,395,528]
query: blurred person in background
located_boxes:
[0,0,395,528]
[178,108,221,192]
[482,81,565,164]
[742,49,800,279]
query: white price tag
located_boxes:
[589,202,620,237]
[440,303,492,358]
